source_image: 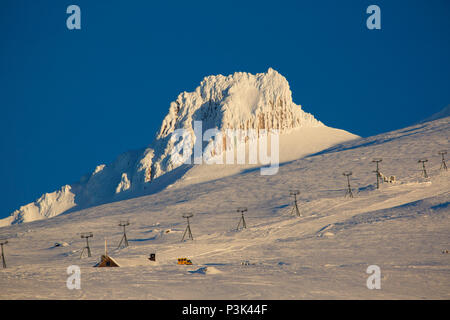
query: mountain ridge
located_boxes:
[1,68,357,226]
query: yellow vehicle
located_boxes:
[177,257,192,265]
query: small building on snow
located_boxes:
[94,254,120,267]
[94,238,120,267]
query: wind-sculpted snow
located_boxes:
[1,68,351,226]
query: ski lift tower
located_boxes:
[181,213,194,242]
[418,159,429,178]
[343,171,354,198]
[117,220,130,249]
[80,232,93,258]
[289,190,302,217]
[438,151,447,171]
[236,207,248,230]
[0,239,8,268]
[372,158,383,189]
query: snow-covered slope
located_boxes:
[421,104,450,123]
[0,116,448,299]
[1,69,358,226]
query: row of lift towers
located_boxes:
[75,208,250,260]
[344,151,447,199]
[0,151,447,267]
[73,150,450,260]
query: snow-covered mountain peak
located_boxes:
[158,68,322,140]
[1,69,356,227]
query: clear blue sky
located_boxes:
[1,0,449,219]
